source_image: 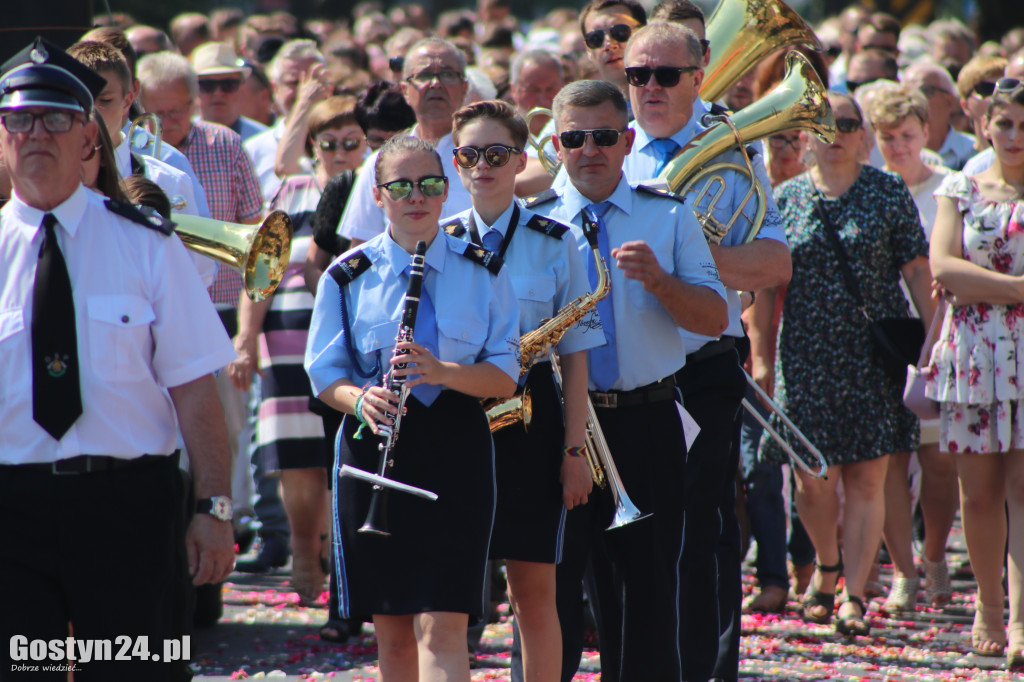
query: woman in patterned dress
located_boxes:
[752,93,936,636]
[230,95,366,602]
[928,80,1024,665]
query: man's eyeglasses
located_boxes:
[768,134,801,151]
[558,128,626,149]
[453,144,522,168]
[583,24,633,50]
[317,137,362,153]
[973,81,998,97]
[198,77,242,94]
[406,70,464,87]
[625,65,699,88]
[845,77,880,94]
[1,110,78,134]
[835,117,863,134]
[376,175,448,201]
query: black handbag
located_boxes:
[813,197,925,385]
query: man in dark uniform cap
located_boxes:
[0,38,237,681]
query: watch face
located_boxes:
[210,496,233,521]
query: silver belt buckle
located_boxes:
[590,391,618,409]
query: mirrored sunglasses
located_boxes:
[453,144,522,168]
[376,175,448,201]
[584,24,633,50]
[198,77,242,94]
[625,65,699,88]
[317,137,362,152]
[558,128,625,149]
[1,110,77,134]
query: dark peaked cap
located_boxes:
[0,37,107,113]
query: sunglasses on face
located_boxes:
[198,77,242,94]
[376,175,448,201]
[453,144,522,168]
[1,110,78,134]
[317,137,362,153]
[406,70,464,87]
[583,24,632,50]
[996,77,1023,94]
[845,77,879,94]
[973,81,998,97]
[625,65,699,88]
[768,134,801,151]
[918,83,951,99]
[835,117,863,133]
[389,56,405,74]
[558,128,626,149]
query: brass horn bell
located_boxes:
[171,210,293,301]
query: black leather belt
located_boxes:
[7,453,177,476]
[590,377,676,409]
[686,336,736,364]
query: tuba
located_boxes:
[699,0,824,103]
[661,50,835,245]
[171,210,293,301]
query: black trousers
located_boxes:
[0,455,191,682]
[675,348,746,682]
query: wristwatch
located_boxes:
[196,496,233,522]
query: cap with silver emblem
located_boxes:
[0,36,107,114]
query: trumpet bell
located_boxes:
[171,210,293,302]
[700,0,823,103]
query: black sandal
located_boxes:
[836,595,871,637]
[801,556,843,625]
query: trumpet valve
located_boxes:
[697,211,729,245]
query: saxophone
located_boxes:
[484,219,610,431]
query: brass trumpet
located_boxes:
[171,210,293,301]
[525,107,560,177]
[126,112,163,160]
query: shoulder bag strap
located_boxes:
[813,197,868,319]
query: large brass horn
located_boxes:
[126,112,163,160]
[171,210,293,301]
[661,51,835,244]
[525,107,560,177]
[699,0,823,103]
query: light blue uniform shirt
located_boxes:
[447,202,606,357]
[305,228,521,396]
[539,175,726,391]
[623,114,787,352]
[962,147,994,176]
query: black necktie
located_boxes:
[32,213,82,439]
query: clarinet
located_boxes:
[356,240,436,536]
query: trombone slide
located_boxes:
[743,373,828,479]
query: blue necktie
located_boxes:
[586,202,620,391]
[652,137,680,177]
[482,229,503,254]
[404,265,442,406]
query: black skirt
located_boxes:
[489,362,567,563]
[332,390,495,621]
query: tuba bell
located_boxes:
[699,0,824,103]
[661,50,835,245]
[171,210,293,301]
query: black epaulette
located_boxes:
[709,102,731,117]
[635,184,687,204]
[461,244,505,275]
[104,199,175,235]
[523,214,569,239]
[327,250,372,288]
[522,188,558,209]
[746,144,761,159]
[441,217,466,237]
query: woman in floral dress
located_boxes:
[752,93,936,637]
[928,80,1024,665]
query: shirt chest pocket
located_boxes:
[86,295,156,382]
[0,309,27,400]
[511,275,557,328]
[357,320,399,356]
[437,315,489,362]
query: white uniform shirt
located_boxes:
[447,202,606,355]
[539,176,726,391]
[244,119,286,207]
[338,127,474,243]
[0,185,236,464]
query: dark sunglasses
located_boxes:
[996,77,1023,94]
[317,137,362,153]
[389,56,404,74]
[198,77,242,94]
[825,45,842,58]
[583,24,632,50]
[376,175,448,201]
[835,117,863,133]
[919,83,952,99]
[453,144,522,168]
[406,70,464,87]
[845,77,879,94]
[0,110,78,134]
[973,80,998,97]
[558,128,626,149]
[625,65,699,88]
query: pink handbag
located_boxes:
[903,301,946,420]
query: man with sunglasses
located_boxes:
[528,77,728,682]
[621,21,791,682]
[192,42,268,142]
[904,62,976,171]
[0,38,236,681]
[578,0,647,96]
[339,37,474,247]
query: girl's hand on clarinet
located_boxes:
[392,341,448,387]
[361,386,399,434]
